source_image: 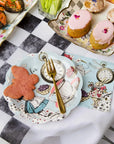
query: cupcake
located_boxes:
[107,8,114,23]
[84,0,105,13]
[90,20,114,50]
[67,9,92,38]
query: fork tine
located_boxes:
[48,60,52,72]
[46,60,49,74]
[51,59,55,71]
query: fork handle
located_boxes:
[52,78,66,114]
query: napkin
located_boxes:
[64,52,114,112]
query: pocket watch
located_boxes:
[39,52,66,83]
[41,59,66,83]
[96,63,114,84]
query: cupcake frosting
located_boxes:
[68,9,91,30]
[93,20,114,44]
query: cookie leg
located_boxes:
[4,84,22,99]
[23,90,35,100]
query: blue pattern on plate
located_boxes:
[92,0,97,2]
[25,99,49,114]
[64,53,114,112]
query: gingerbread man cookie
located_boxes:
[4,66,39,100]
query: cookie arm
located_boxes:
[4,84,22,99]
[29,74,39,84]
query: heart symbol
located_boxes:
[74,15,80,19]
[97,94,101,97]
[103,28,108,33]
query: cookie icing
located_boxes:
[68,9,92,30]
[93,20,114,44]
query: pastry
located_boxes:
[0,7,7,28]
[90,20,114,49]
[107,8,114,23]
[67,9,92,38]
[0,0,24,13]
[4,66,39,100]
[84,0,105,13]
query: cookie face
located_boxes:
[4,66,39,100]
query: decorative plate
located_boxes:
[0,0,38,46]
[48,0,114,56]
[3,52,83,124]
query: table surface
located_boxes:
[0,4,114,144]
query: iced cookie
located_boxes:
[84,0,105,13]
[4,66,39,100]
[107,8,114,23]
[67,9,92,38]
[90,20,114,49]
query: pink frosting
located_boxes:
[93,20,114,44]
[68,10,92,30]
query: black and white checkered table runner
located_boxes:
[0,4,114,144]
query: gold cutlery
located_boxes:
[46,59,66,114]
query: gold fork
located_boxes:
[46,59,66,114]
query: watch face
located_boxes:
[97,68,114,84]
[41,59,66,83]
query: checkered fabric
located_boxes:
[0,4,114,144]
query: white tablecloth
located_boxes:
[0,4,114,143]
